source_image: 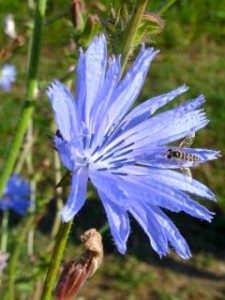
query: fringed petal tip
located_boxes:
[46,79,62,98]
[179,250,192,260]
[108,54,121,66]
[207,211,216,222]
[78,34,106,55]
[198,94,206,103]
[180,84,189,91]
[156,241,192,260]
[110,232,128,255]
[156,249,169,259]
[86,33,106,52]
[148,48,160,61]
[139,43,160,59]
[115,242,127,255]
[207,149,221,161]
[153,246,186,260]
[215,150,222,159]
[191,149,221,165]
[170,85,189,96]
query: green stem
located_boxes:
[51,147,63,239]
[1,210,9,252]
[14,120,34,175]
[157,0,177,15]
[0,0,47,198]
[28,179,36,256]
[99,223,109,235]
[47,150,63,252]
[41,220,73,300]
[25,122,35,257]
[120,0,148,73]
[45,12,69,26]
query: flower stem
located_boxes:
[1,210,9,252]
[0,0,47,198]
[120,0,148,73]
[99,223,109,235]
[41,220,73,300]
[47,150,64,253]
[25,122,36,257]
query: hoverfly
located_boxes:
[166,132,201,179]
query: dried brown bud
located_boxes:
[54,228,103,300]
[87,2,106,12]
[142,12,165,31]
[0,35,25,62]
[70,0,84,29]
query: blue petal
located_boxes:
[75,50,86,124]
[54,136,75,171]
[141,180,213,221]
[54,134,84,171]
[102,96,208,156]
[129,199,191,258]
[132,96,208,147]
[89,169,130,253]
[100,169,214,222]
[98,189,130,254]
[110,85,189,141]
[96,47,159,146]
[61,168,88,222]
[76,34,107,126]
[146,205,191,259]
[152,207,191,259]
[129,200,169,257]
[89,169,127,206]
[47,80,79,142]
[90,55,121,149]
[115,166,215,201]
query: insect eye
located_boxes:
[166,149,172,159]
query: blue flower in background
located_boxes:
[48,34,219,259]
[0,64,16,92]
[0,174,31,215]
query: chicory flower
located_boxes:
[0,174,31,215]
[47,34,219,258]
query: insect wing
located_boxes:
[179,132,195,148]
[181,166,192,181]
